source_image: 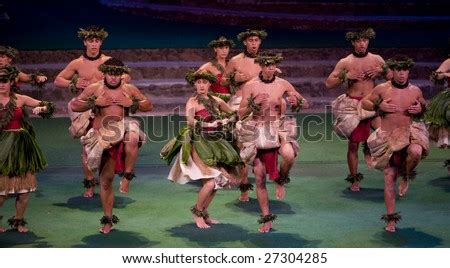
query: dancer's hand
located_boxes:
[288,95,310,109]
[346,70,364,81]
[32,106,47,114]
[36,75,47,83]
[379,98,398,113]
[235,71,250,82]
[115,97,133,107]
[76,78,90,89]
[408,100,422,114]
[220,118,230,125]
[286,95,299,106]
[254,93,269,105]
[95,93,112,107]
[208,120,220,128]
[364,65,382,79]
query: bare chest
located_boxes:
[345,57,379,73]
[382,87,418,110]
[251,81,285,101]
[235,58,261,77]
[76,61,104,83]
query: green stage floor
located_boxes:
[0,116,449,248]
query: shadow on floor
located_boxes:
[53,195,136,212]
[341,187,385,203]
[167,223,320,247]
[429,176,450,192]
[373,227,443,247]
[0,230,52,248]
[74,230,159,248]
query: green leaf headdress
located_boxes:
[185,70,217,85]
[208,36,235,48]
[237,29,268,42]
[0,66,20,81]
[0,46,19,59]
[345,28,376,41]
[78,26,109,40]
[98,58,130,75]
[254,52,283,66]
[385,55,415,70]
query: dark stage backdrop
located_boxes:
[1,0,449,50]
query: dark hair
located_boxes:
[103,58,125,67]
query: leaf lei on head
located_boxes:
[0,65,20,81]
[185,70,217,85]
[78,27,108,40]
[254,52,283,66]
[208,36,235,48]
[385,58,415,70]
[0,46,19,59]
[237,29,268,42]
[345,28,376,41]
[98,64,131,75]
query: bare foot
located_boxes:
[258,221,273,233]
[17,225,29,233]
[99,223,113,234]
[193,215,210,229]
[8,218,28,233]
[275,184,285,200]
[399,178,409,197]
[385,220,396,233]
[83,178,96,198]
[350,182,360,192]
[83,187,94,198]
[204,216,220,225]
[119,178,130,194]
[239,191,249,202]
[0,226,6,233]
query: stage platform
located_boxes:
[1,117,448,248]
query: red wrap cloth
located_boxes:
[107,142,125,174]
[256,148,280,181]
[195,108,217,132]
[389,148,407,168]
[3,107,23,130]
[210,73,230,94]
[347,95,372,143]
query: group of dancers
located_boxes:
[0,26,448,235]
